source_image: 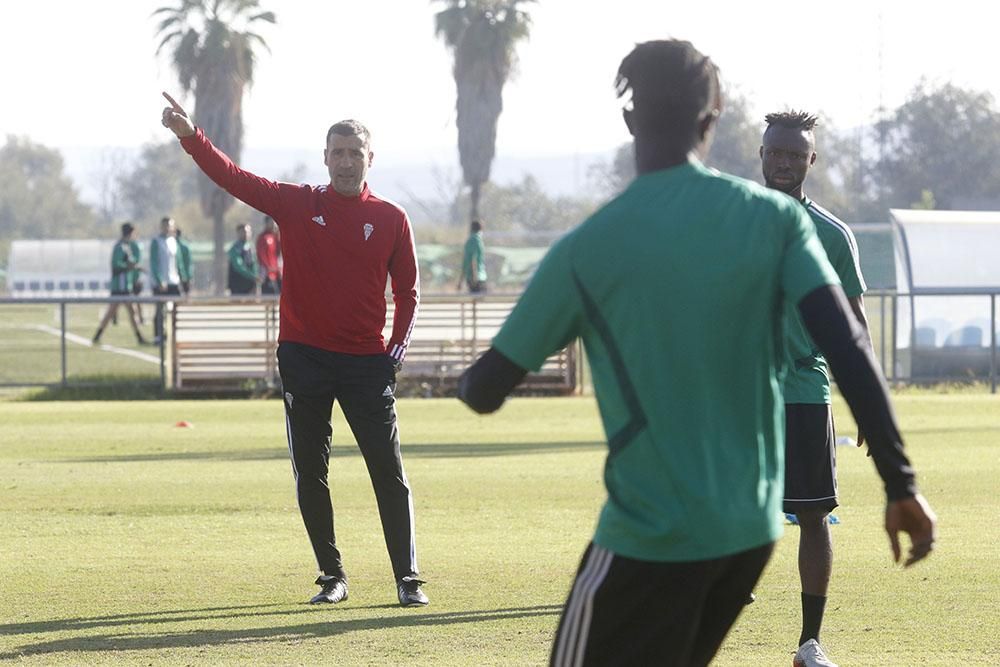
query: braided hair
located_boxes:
[615,40,721,147]
[764,110,819,132]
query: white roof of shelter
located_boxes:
[890,209,1000,290]
[890,209,1000,225]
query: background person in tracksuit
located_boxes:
[227,223,258,295]
[92,222,147,345]
[457,220,487,293]
[176,228,193,295]
[161,92,427,608]
[150,216,182,342]
[257,215,283,295]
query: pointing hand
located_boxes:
[161,92,196,138]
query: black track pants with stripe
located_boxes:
[278,342,419,582]
[550,541,773,667]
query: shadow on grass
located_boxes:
[19,375,269,401]
[62,441,606,463]
[0,604,563,658]
[22,377,164,401]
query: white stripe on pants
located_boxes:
[552,545,614,667]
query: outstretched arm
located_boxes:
[457,347,528,414]
[798,285,936,566]
[161,92,284,216]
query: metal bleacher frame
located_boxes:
[170,294,578,394]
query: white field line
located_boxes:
[29,324,160,365]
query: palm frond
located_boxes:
[434,6,469,47]
[155,29,184,55]
[151,6,179,18]
[155,15,184,36]
[248,10,276,23]
[172,27,202,92]
[245,31,271,54]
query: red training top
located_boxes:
[180,129,419,362]
[255,230,282,282]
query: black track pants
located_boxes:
[278,342,418,582]
[550,541,774,666]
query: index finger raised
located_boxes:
[162,91,184,112]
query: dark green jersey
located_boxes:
[462,232,487,283]
[110,240,138,293]
[127,240,142,290]
[492,160,839,562]
[782,198,866,404]
[227,240,257,281]
[176,238,193,282]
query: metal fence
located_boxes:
[2,290,999,393]
[0,296,177,389]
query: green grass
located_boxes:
[0,304,159,386]
[0,396,997,665]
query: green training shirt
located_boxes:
[110,241,136,293]
[492,160,840,562]
[462,232,487,283]
[128,240,142,291]
[781,197,866,404]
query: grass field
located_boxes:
[0,303,160,386]
[1,395,997,665]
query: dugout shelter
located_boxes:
[891,209,1000,382]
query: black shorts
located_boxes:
[550,542,774,666]
[783,403,838,514]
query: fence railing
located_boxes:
[2,289,999,393]
[0,296,178,389]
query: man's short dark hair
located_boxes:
[160,216,173,225]
[615,40,721,144]
[470,220,482,233]
[326,120,371,149]
[121,222,135,236]
[764,110,819,132]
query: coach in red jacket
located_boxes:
[162,93,427,608]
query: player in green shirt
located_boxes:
[457,220,487,292]
[92,222,148,345]
[227,223,258,295]
[760,111,876,667]
[457,40,936,666]
[176,228,194,294]
[127,237,145,324]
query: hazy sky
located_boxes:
[1,0,994,165]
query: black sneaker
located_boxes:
[310,575,348,604]
[397,576,428,607]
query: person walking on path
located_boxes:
[93,222,148,345]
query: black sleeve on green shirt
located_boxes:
[797,285,918,501]
[457,347,528,414]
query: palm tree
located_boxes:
[154,0,275,293]
[434,0,533,221]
